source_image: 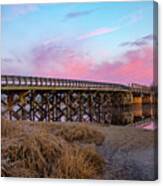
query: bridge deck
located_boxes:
[1,75,129,92]
[1,75,153,94]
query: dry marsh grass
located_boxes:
[2,120,105,145]
[55,145,104,179]
[45,123,105,145]
[1,119,105,178]
[1,120,23,138]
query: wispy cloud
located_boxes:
[64,8,97,20]
[120,34,154,48]
[130,11,143,24]
[2,38,154,85]
[85,46,154,85]
[2,4,38,21]
[76,9,143,41]
[1,55,32,76]
[115,8,144,31]
[1,57,14,63]
[30,40,93,79]
[26,37,153,85]
[142,34,156,41]
[2,32,154,85]
[78,27,118,40]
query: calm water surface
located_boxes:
[111,104,157,130]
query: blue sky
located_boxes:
[1,1,155,85]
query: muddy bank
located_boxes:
[97,125,158,180]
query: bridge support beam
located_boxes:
[1,90,112,124]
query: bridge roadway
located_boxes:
[1,75,154,123]
[1,75,152,94]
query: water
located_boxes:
[111,104,157,130]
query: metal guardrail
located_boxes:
[130,83,152,93]
[1,75,153,94]
[1,75,129,91]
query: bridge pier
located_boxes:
[111,107,134,125]
[133,93,143,104]
[142,93,154,104]
[133,93,154,105]
[111,92,133,107]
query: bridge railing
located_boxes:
[1,75,130,91]
[2,75,153,93]
[130,83,152,93]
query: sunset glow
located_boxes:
[1,2,156,85]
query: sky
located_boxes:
[1,1,156,85]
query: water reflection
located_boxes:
[111,104,157,130]
[136,121,156,130]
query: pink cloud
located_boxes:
[31,42,93,79]
[2,37,154,86]
[88,46,154,85]
[30,39,153,85]
[78,27,118,40]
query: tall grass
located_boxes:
[1,119,105,178]
[44,123,105,145]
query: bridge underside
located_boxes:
[1,90,113,124]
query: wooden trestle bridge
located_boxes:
[1,75,154,124]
